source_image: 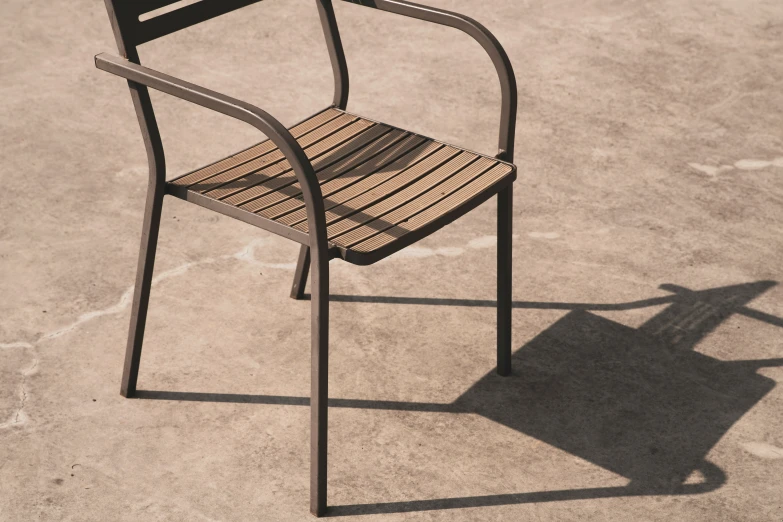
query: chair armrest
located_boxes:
[342,0,517,161]
[94,53,329,248]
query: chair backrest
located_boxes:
[105,0,263,57]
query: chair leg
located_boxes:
[120,188,164,398]
[291,245,311,300]
[310,247,329,516]
[497,185,512,376]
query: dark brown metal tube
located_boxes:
[317,0,350,109]
[341,0,517,159]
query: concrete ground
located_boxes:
[1,0,782,520]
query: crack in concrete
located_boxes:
[688,156,783,178]
[15,384,26,424]
[0,238,292,430]
[0,346,37,430]
[0,234,512,428]
[0,342,34,349]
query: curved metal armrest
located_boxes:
[343,0,517,161]
[94,53,328,249]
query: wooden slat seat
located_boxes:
[167,108,516,264]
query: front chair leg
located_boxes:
[291,245,311,299]
[310,246,329,516]
[121,186,164,397]
[497,185,512,376]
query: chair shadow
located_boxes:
[136,281,783,516]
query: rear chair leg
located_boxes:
[291,245,311,300]
[497,185,512,376]
[120,188,164,398]
[310,248,329,516]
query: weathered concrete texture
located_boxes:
[1,0,782,520]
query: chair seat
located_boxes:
[167,108,516,265]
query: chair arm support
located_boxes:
[95,53,329,250]
[342,0,517,161]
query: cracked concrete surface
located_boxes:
[0,239,291,431]
[1,0,783,520]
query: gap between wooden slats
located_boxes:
[296,146,461,235]
[326,153,480,243]
[134,0,264,45]
[187,113,358,194]
[350,164,513,253]
[327,153,486,244]
[258,130,416,220]
[330,157,497,248]
[207,119,377,204]
[267,134,429,224]
[231,126,397,213]
[126,0,185,18]
[281,140,443,228]
[169,108,341,187]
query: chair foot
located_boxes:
[120,189,164,398]
[291,245,311,300]
[497,185,512,377]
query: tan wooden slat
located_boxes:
[294,146,461,234]
[278,139,441,228]
[252,129,414,218]
[222,125,391,213]
[267,133,427,222]
[169,108,341,187]
[187,113,358,194]
[218,123,389,209]
[326,152,478,242]
[204,119,376,202]
[349,163,514,253]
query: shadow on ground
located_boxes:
[136,281,783,516]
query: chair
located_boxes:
[96,0,517,516]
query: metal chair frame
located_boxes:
[97,0,517,515]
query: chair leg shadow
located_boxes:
[138,281,783,517]
[326,461,726,516]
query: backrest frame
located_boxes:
[104,0,348,111]
[102,0,348,192]
[106,0,264,53]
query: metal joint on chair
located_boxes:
[94,53,330,249]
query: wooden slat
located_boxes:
[326,152,484,244]
[255,129,411,218]
[203,119,376,201]
[220,122,388,207]
[264,132,425,221]
[326,152,479,243]
[170,108,341,187]
[227,125,395,212]
[349,163,514,253]
[294,145,461,234]
[185,113,356,193]
[277,139,439,227]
